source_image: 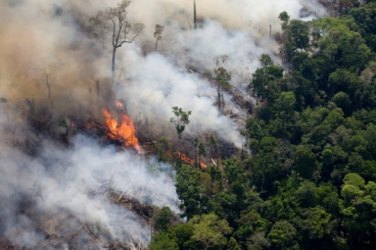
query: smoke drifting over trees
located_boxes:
[0,0,328,248]
[0,0,326,143]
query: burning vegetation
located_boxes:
[0,0,333,249]
[102,106,142,154]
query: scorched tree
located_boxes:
[90,0,143,80]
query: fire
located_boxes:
[102,108,142,154]
[177,151,207,169]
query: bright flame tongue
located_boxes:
[177,152,207,169]
[102,108,142,154]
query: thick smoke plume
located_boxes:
[0,0,326,145]
[0,112,179,247]
[0,0,327,247]
[115,0,326,145]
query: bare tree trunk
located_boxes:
[217,85,224,113]
[112,47,117,81]
[217,86,221,111]
[154,38,161,51]
[44,71,53,108]
[269,24,272,37]
[193,0,197,29]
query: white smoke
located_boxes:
[127,0,326,31]
[113,0,326,146]
[0,0,328,247]
[0,0,326,147]
[0,116,179,246]
[116,50,246,147]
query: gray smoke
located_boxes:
[0,112,179,247]
[112,0,326,146]
[0,0,327,247]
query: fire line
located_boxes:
[102,108,142,154]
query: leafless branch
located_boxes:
[89,0,143,78]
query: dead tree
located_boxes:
[153,24,164,51]
[90,0,144,80]
[43,70,53,108]
[193,0,197,29]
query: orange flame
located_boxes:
[177,152,207,169]
[102,108,142,154]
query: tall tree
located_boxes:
[91,0,143,79]
[193,0,197,29]
[170,106,192,139]
[214,67,231,112]
[189,213,232,250]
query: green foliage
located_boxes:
[300,206,332,239]
[250,137,294,193]
[227,237,241,250]
[151,207,175,232]
[235,210,270,243]
[214,67,231,90]
[313,17,371,71]
[351,3,376,51]
[267,220,298,249]
[296,181,319,207]
[175,165,208,217]
[328,69,360,98]
[364,124,376,158]
[332,91,352,115]
[150,233,178,250]
[170,106,192,138]
[288,20,310,49]
[343,173,366,187]
[250,55,284,102]
[260,54,273,67]
[170,223,195,249]
[153,2,376,249]
[294,145,317,179]
[340,175,376,248]
[246,232,270,250]
[274,92,296,116]
[189,213,233,250]
[279,11,290,24]
[355,78,376,109]
[281,19,310,62]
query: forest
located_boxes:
[150,1,376,249]
[0,0,376,250]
